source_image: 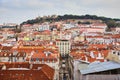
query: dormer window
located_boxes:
[118,52,120,55]
[53,59,55,63]
[4,53,7,56]
[31,58,34,62]
[9,54,11,56]
[36,58,39,62]
[47,59,50,63]
[42,58,44,62]
[44,51,52,57]
[18,53,20,57]
[113,52,116,54]
[23,53,26,56]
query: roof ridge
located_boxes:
[41,66,51,80]
[41,64,54,80]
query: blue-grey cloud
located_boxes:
[0,0,120,24]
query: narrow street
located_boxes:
[59,56,71,80]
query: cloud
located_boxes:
[0,7,9,13]
[0,0,120,24]
[0,0,54,10]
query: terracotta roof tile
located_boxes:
[0,63,55,80]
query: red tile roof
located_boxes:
[0,62,55,80]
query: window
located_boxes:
[31,58,34,62]
[65,43,67,45]
[36,58,39,62]
[118,52,120,55]
[113,52,116,54]
[53,59,55,63]
[57,43,59,45]
[42,58,44,62]
[47,59,50,63]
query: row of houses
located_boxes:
[0,19,119,80]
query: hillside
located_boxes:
[21,14,120,28]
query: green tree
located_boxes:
[106,20,116,28]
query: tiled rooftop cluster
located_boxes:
[71,42,110,63]
[10,40,59,63]
[0,62,55,80]
[0,19,120,80]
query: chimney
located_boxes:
[90,51,95,58]
[98,53,102,58]
[85,56,88,62]
[2,65,6,70]
[46,53,48,57]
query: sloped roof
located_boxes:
[80,61,120,74]
[0,63,55,80]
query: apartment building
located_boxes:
[56,39,71,57]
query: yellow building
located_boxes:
[24,36,30,41]
[106,50,120,63]
[74,36,85,42]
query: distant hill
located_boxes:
[21,14,120,28]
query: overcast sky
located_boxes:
[0,0,120,24]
